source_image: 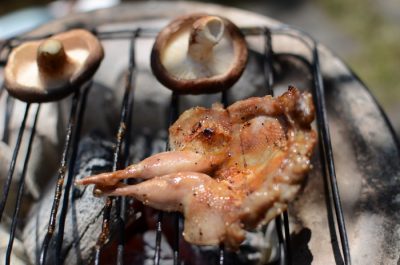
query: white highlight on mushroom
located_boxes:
[4,29,104,102]
[188,16,225,62]
[161,16,235,80]
[13,48,88,91]
[39,39,63,55]
[37,39,67,73]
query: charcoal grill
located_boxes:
[0,2,399,265]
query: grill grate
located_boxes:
[0,23,352,265]
[40,89,81,265]
[5,104,40,264]
[154,93,180,265]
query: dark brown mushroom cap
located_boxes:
[151,14,248,94]
[4,29,104,103]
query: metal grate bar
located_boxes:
[94,30,139,265]
[95,197,111,265]
[311,42,351,265]
[0,82,4,99]
[275,212,292,265]
[154,211,163,265]
[262,30,285,265]
[173,213,182,265]
[275,216,285,265]
[219,245,225,265]
[276,217,290,258]
[283,211,292,264]
[267,27,351,264]
[0,40,11,67]
[154,93,180,265]
[263,28,274,95]
[263,27,292,265]
[8,33,53,44]
[40,90,81,265]
[55,82,92,264]
[5,104,41,265]
[0,103,30,221]
[96,29,158,40]
[2,95,14,143]
[170,94,181,265]
[115,29,139,265]
[1,26,322,46]
[119,53,136,253]
[2,26,305,45]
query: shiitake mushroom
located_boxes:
[4,29,104,103]
[151,14,248,94]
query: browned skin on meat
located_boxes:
[76,86,316,249]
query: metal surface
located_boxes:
[310,41,351,265]
[0,103,30,221]
[55,82,92,265]
[154,93,180,265]
[95,31,138,265]
[5,104,40,265]
[39,90,81,265]
[0,2,399,265]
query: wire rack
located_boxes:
[0,23,351,265]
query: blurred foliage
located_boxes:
[315,0,400,106]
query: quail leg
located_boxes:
[87,171,245,247]
[75,150,217,187]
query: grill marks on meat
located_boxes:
[76,86,316,249]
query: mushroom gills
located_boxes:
[187,16,225,62]
[161,17,235,79]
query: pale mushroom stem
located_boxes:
[188,16,225,62]
[37,39,67,73]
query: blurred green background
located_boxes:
[1,0,399,136]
